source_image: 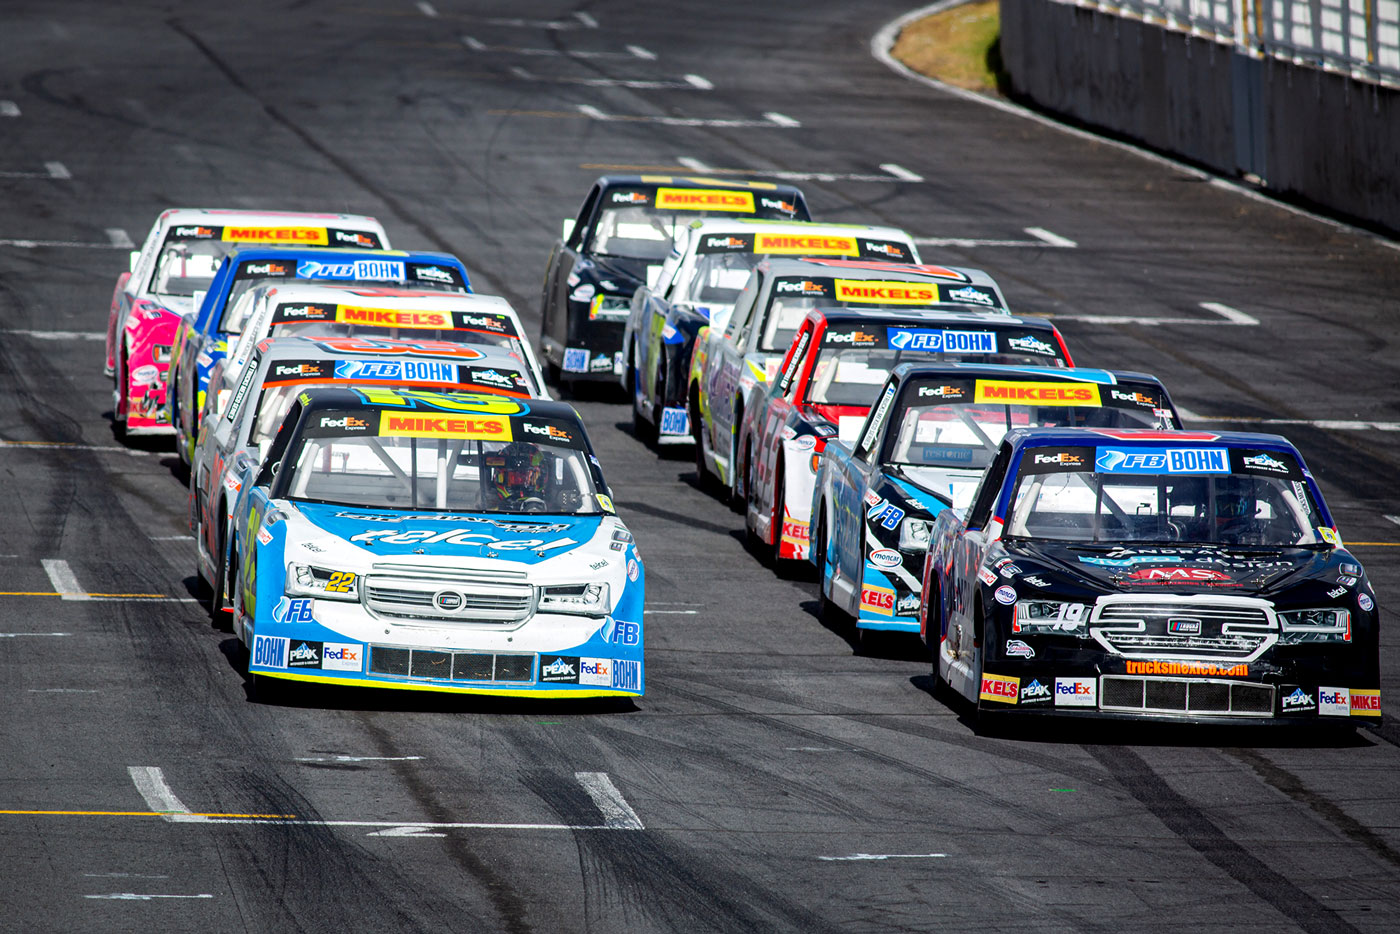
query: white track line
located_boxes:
[105,227,134,248]
[1385,515,1400,527]
[0,238,131,249]
[626,44,656,60]
[0,329,105,339]
[575,771,645,829]
[914,234,1073,247]
[127,766,207,823]
[0,439,153,456]
[0,633,70,638]
[684,74,713,89]
[573,11,598,27]
[645,609,698,615]
[461,38,644,58]
[45,161,70,179]
[880,162,923,182]
[818,852,947,861]
[0,164,70,179]
[677,156,713,171]
[42,559,89,602]
[1025,226,1077,247]
[871,1,1400,253]
[576,105,798,128]
[507,67,710,90]
[0,101,18,117]
[416,1,437,17]
[85,893,213,900]
[1053,301,1258,326]
[295,755,424,763]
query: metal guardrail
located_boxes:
[1072,0,1400,86]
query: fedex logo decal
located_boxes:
[1054,678,1096,707]
[321,643,362,672]
[1318,687,1350,717]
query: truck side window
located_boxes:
[965,443,1013,530]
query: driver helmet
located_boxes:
[488,441,548,504]
[1213,477,1257,539]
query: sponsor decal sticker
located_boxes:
[1350,689,1381,717]
[1005,639,1034,658]
[865,497,905,530]
[539,655,581,684]
[287,640,323,668]
[1125,660,1248,677]
[563,347,589,372]
[1358,592,1374,611]
[1007,335,1057,356]
[1054,678,1096,707]
[321,643,363,672]
[869,548,902,569]
[627,559,639,582]
[980,673,1019,704]
[1318,687,1350,717]
[977,567,998,586]
[946,284,997,306]
[655,188,754,212]
[612,659,641,691]
[1095,447,1230,474]
[659,406,689,436]
[378,412,512,441]
[257,527,273,545]
[296,259,404,281]
[860,583,895,616]
[252,634,289,669]
[579,657,611,686]
[1280,687,1316,714]
[1021,575,1050,588]
[336,306,450,329]
[832,280,938,304]
[596,494,615,513]
[976,380,1099,405]
[1124,567,1236,585]
[1020,678,1051,703]
[755,233,858,256]
[994,585,1017,605]
[221,226,328,245]
[887,328,996,353]
[917,384,967,399]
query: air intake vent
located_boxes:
[370,646,538,683]
[1100,676,1274,717]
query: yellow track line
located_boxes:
[0,592,171,597]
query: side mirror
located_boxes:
[128,250,141,273]
[561,219,575,242]
[192,290,207,311]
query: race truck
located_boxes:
[167,247,470,463]
[195,335,546,616]
[202,285,546,426]
[538,175,808,386]
[744,311,1078,570]
[920,428,1379,724]
[225,387,643,700]
[689,258,1013,499]
[812,367,1182,651]
[622,218,921,446]
[106,209,388,438]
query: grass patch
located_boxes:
[891,0,1004,93]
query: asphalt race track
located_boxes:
[3,2,1399,931]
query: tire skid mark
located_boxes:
[662,669,1112,787]
[1225,747,1400,872]
[1084,745,1361,934]
[507,727,844,934]
[356,714,534,934]
[658,677,1069,814]
[165,18,515,301]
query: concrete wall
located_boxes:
[999,0,1400,234]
